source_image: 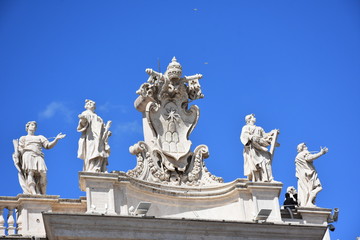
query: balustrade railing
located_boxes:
[0,197,19,236]
[0,195,86,238]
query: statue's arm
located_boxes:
[305,148,328,162]
[44,133,66,149]
[240,126,252,145]
[77,112,90,132]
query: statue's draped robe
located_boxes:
[19,135,49,172]
[18,135,50,194]
[77,110,109,172]
[295,151,322,207]
[240,124,271,181]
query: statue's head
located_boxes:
[165,57,182,80]
[84,99,96,111]
[297,143,307,152]
[245,114,256,124]
[25,121,37,132]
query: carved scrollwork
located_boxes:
[203,164,224,183]
[149,150,170,182]
[127,142,148,178]
[186,145,207,185]
[185,145,222,186]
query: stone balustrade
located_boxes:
[0,196,19,236]
[0,195,87,238]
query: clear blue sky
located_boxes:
[1,1,359,239]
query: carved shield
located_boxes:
[148,101,199,161]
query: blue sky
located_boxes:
[1,1,359,238]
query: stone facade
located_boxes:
[43,213,329,240]
[79,172,283,222]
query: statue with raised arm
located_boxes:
[295,143,328,207]
[12,121,66,195]
[77,99,112,173]
[240,114,279,182]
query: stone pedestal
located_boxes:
[17,194,59,237]
[79,172,118,215]
[297,207,332,225]
[247,182,282,222]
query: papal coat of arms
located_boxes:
[128,57,222,185]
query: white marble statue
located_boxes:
[77,99,112,173]
[12,121,66,195]
[295,143,328,207]
[128,57,222,185]
[240,114,279,182]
